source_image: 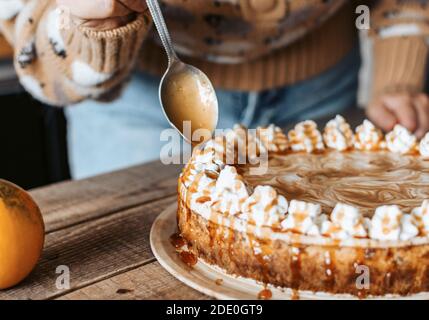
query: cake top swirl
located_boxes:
[180,115,429,243]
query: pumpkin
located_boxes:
[0,179,45,289]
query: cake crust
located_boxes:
[178,195,429,296]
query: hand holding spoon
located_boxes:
[146,0,219,145]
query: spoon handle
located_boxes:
[146,0,178,65]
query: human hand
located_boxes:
[366,92,429,138]
[56,0,147,30]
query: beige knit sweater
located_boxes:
[0,0,428,106]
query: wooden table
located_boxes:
[1,107,366,300]
[1,161,209,300]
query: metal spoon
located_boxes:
[146,0,219,145]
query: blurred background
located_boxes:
[0,29,366,190]
[0,34,70,189]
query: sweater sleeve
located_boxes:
[369,0,429,99]
[0,0,152,106]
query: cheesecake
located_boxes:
[177,115,429,298]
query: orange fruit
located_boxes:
[0,179,45,289]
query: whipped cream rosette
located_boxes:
[196,145,224,171]
[370,205,419,241]
[412,200,429,235]
[189,172,217,214]
[385,125,417,154]
[321,203,368,239]
[281,200,322,234]
[400,214,420,241]
[288,120,324,153]
[181,146,224,188]
[211,166,249,215]
[354,119,384,151]
[240,185,288,227]
[323,115,355,151]
[256,124,289,153]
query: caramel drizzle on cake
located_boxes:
[176,115,429,297]
[179,116,429,243]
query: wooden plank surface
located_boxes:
[31,161,182,233]
[1,161,204,300]
[0,195,176,300]
[58,262,208,300]
[0,109,367,300]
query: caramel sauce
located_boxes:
[179,251,198,267]
[217,225,224,262]
[207,213,233,264]
[227,217,236,263]
[331,239,341,247]
[258,288,272,300]
[196,196,211,203]
[290,245,302,290]
[215,279,223,286]
[357,290,368,300]
[290,232,302,244]
[291,289,300,300]
[207,221,216,248]
[384,248,397,290]
[170,232,186,249]
[384,272,393,288]
[184,172,205,222]
[186,205,191,223]
[323,249,336,290]
[206,209,227,263]
[355,247,365,265]
[386,248,394,259]
[248,234,271,284]
[205,170,219,180]
[287,233,303,290]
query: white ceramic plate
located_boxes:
[150,203,429,300]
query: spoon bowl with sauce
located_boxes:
[146,0,219,145]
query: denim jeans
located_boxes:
[66,49,360,179]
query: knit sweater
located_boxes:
[0,0,428,106]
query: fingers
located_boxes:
[382,94,418,132]
[56,0,132,19]
[414,94,429,138]
[367,93,429,138]
[366,100,397,132]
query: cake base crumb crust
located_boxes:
[178,197,429,296]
